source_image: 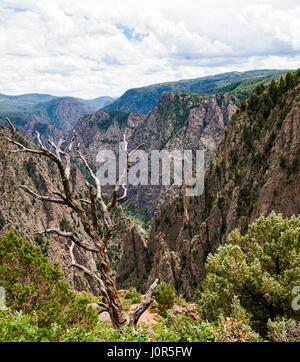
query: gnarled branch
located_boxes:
[65,130,77,179]
[19,185,67,205]
[108,135,144,211]
[5,117,16,140]
[88,183,98,231]
[5,119,157,330]
[69,241,106,295]
[77,145,107,212]
[39,228,98,253]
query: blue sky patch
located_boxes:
[7,7,28,13]
[116,24,149,42]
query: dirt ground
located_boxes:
[130,304,159,325]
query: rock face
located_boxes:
[73,110,146,160]
[31,97,92,131]
[74,92,239,218]
[125,92,239,216]
[146,79,300,297]
[68,92,239,290]
[116,223,151,291]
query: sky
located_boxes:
[0,0,300,99]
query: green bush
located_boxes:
[125,287,142,304]
[0,230,99,329]
[154,282,177,310]
[0,309,150,342]
[198,212,300,335]
[161,311,215,342]
[0,308,263,342]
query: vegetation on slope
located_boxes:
[146,70,300,298]
[0,212,299,342]
[104,70,287,114]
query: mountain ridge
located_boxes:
[104,69,289,114]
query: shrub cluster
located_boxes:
[198,212,300,337]
[0,230,99,330]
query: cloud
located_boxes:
[0,0,299,98]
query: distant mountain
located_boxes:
[0,93,59,113]
[0,93,114,141]
[0,93,114,113]
[104,70,288,114]
[81,96,116,110]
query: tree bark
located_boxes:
[127,279,159,328]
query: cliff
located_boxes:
[146,73,300,297]
[74,92,239,218]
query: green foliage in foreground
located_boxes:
[0,311,254,342]
[198,212,300,336]
[0,310,148,342]
[0,230,100,329]
[0,212,299,342]
[0,308,266,342]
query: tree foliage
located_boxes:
[198,212,300,334]
[154,282,177,310]
[0,230,99,329]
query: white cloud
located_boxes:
[0,0,299,98]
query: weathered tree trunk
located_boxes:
[5,119,157,330]
[96,248,127,329]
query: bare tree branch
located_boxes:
[117,184,127,201]
[5,118,16,140]
[69,241,106,293]
[5,119,158,330]
[6,136,44,155]
[47,136,66,161]
[80,198,91,205]
[39,228,98,253]
[88,183,98,231]
[128,278,159,328]
[19,185,67,205]
[77,145,108,212]
[52,191,67,202]
[108,135,144,211]
[65,130,77,179]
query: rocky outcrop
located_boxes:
[74,92,239,218]
[123,92,239,216]
[146,76,300,297]
[116,223,150,291]
[73,110,145,160]
[32,97,92,131]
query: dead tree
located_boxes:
[5,119,158,330]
